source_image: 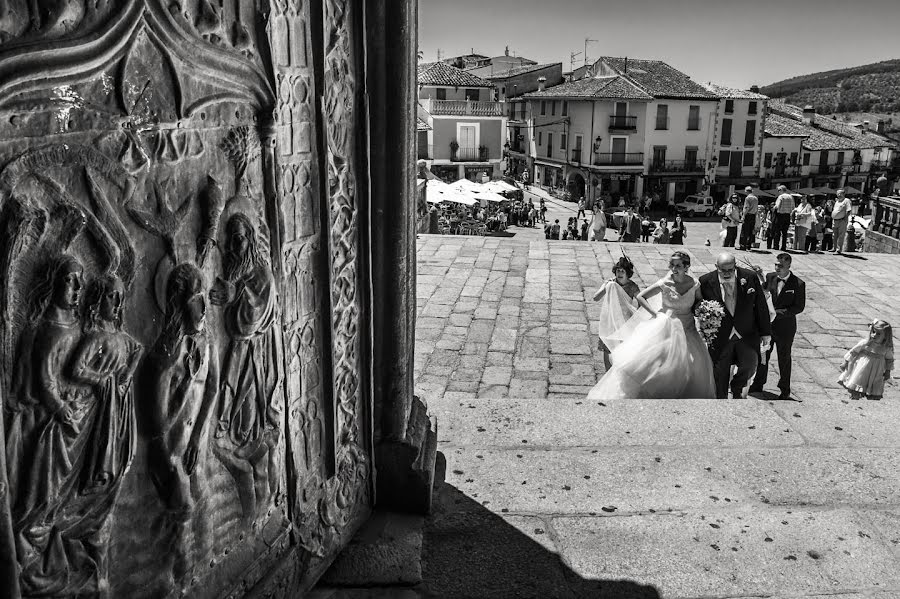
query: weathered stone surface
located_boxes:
[322,512,424,586]
[552,509,900,598]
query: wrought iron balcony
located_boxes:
[765,165,802,178]
[570,149,582,163]
[426,99,503,117]
[451,146,490,162]
[816,164,842,175]
[648,159,702,173]
[593,152,644,166]
[608,115,637,131]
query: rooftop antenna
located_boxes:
[570,50,583,74]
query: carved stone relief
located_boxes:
[0,1,380,597]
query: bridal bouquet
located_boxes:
[694,300,725,347]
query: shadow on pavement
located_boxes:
[750,390,802,402]
[420,478,661,599]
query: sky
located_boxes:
[419,0,900,89]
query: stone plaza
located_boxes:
[410,235,900,598]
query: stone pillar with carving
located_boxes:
[365,0,438,515]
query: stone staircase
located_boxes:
[314,237,900,598]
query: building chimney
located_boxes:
[750,85,760,93]
[537,76,546,92]
[863,120,870,131]
[505,45,509,57]
[802,105,815,125]
[878,119,886,135]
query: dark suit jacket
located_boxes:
[699,267,772,353]
[764,271,806,338]
[619,214,641,239]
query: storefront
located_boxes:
[643,176,702,203]
[534,163,564,190]
[431,164,459,183]
[595,171,641,204]
[464,165,493,182]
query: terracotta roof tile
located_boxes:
[768,101,898,150]
[701,82,768,100]
[601,57,718,100]
[417,62,493,88]
[481,63,560,80]
[522,76,652,100]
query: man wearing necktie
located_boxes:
[749,253,806,399]
[699,253,772,399]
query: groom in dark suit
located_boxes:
[749,253,806,399]
[618,206,641,242]
[699,252,772,399]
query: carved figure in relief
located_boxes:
[69,274,142,495]
[141,262,219,580]
[210,213,282,522]
[4,255,119,595]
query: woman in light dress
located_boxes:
[587,250,716,399]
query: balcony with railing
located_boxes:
[764,165,802,179]
[648,159,703,174]
[570,149,582,164]
[425,99,504,117]
[593,152,644,166]
[608,115,637,131]
[451,146,490,162]
[816,163,842,175]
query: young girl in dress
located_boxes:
[839,319,894,400]
[593,256,641,370]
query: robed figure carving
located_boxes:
[141,262,219,580]
[210,213,283,522]
[5,255,140,596]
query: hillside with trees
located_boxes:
[760,59,900,113]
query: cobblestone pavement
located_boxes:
[415,235,900,402]
[410,235,900,598]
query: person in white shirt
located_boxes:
[791,195,817,251]
[831,189,853,254]
[773,185,795,251]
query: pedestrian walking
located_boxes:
[652,218,670,244]
[792,195,816,251]
[539,199,547,224]
[577,198,586,219]
[739,187,758,250]
[719,194,741,247]
[550,219,561,240]
[773,186,795,251]
[580,219,589,241]
[590,205,607,241]
[669,215,686,245]
[831,189,852,254]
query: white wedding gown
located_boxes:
[588,277,716,399]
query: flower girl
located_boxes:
[839,319,893,400]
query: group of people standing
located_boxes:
[722,185,857,254]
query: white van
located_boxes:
[675,195,716,217]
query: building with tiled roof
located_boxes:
[416,62,504,183]
[700,82,769,195]
[761,102,899,190]
[417,62,492,88]
[596,57,719,100]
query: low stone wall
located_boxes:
[865,230,900,254]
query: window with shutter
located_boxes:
[719,150,730,166]
[721,119,732,145]
[562,101,568,116]
[688,106,700,130]
[551,101,556,116]
[655,105,668,130]
[748,101,757,115]
[436,88,446,100]
[803,153,810,166]
[790,152,798,166]
[744,120,756,146]
[725,99,734,114]
[764,153,772,168]
[743,151,754,167]
[541,101,546,115]
[560,133,566,150]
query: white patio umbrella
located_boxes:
[431,187,478,206]
[483,180,518,193]
[470,190,507,204]
[450,178,483,192]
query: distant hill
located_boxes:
[760,59,900,113]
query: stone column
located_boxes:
[365,0,437,514]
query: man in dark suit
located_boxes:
[618,206,641,242]
[699,252,772,399]
[749,253,806,399]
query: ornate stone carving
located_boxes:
[140,262,219,581]
[210,213,284,524]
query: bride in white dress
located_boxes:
[588,250,716,399]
